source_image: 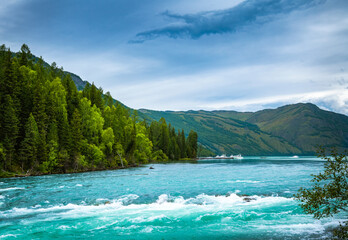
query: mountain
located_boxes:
[140,104,348,155]
[65,71,87,90]
[247,103,348,154]
[139,109,301,155]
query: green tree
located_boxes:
[18,44,32,67]
[104,91,114,107]
[70,109,83,156]
[0,95,19,170]
[32,72,47,133]
[135,123,153,164]
[0,143,6,171]
[187,130,198,159]
[159,118,170,156]
[178,129,187,158]
[114,142,126,167]
[62,74,79,122]
[80,98,104,145]
[124,119,136,165]
[43,122,60,173]
[41,138,59,173]
[101,127,115,166]
[295,148,348,239]
[19,114,39,171]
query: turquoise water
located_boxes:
[0,156,341,239]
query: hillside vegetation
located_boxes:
[140,104,348,155]
[0,44,198,177]
[247,103,348,154]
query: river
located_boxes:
[0,156,342,239]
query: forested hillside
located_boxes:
[247,103,348,153]
[140,109,301,155]
[0,44,198,177]
[141,104,348,155]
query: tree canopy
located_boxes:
[295,148,348,239]
[0,44,198,177]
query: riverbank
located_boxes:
[0,158,198,178]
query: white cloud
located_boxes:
[202,89,348,114]
[108,62,348,115]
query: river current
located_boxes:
[0,156,342,239]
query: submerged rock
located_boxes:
[243,197,256,202]
[149,167,154,169]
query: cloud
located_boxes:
[201,89,348,115]
[0,0,27,34]
[106,60,348,115]
[132,0,325,43]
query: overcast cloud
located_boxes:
[1,0,347,114]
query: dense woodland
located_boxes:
[0,44,198,177]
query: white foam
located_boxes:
[75,184,83,187]
[156,194,169,204]
[130,214,168,223]
[96,198,109,202]
[0,234,19,239]
[94,220,119,230]
[141,227,153,233]
[221,216,232,222]
[3,191,340,237]
[257,219,342,235]
[227,180,261,183]
[0,195,5,199]
[0,193,293,221]
[57,225,77,230]
[0,187,24,192]
[58,186,65,189]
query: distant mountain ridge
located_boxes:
[247,103,348,154]
[139,104,348,155]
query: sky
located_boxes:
[1,0,348,114]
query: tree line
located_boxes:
[0,44,198,177]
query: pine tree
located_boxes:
[187,130,198,159]
[0,95,19,170]
[159,118,169,156]
[70,109,83,156]
[42,122,59,173]
[105,91,114,107]
[32,75,47,133]
[62,74,79,122]
[19,113,39,171]
[18,44,32,67]
[179,129,186,158]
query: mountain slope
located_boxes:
[140,104,348,155]
[247,103,348,153]
[139,109,301,155]
[65,71,88,90]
